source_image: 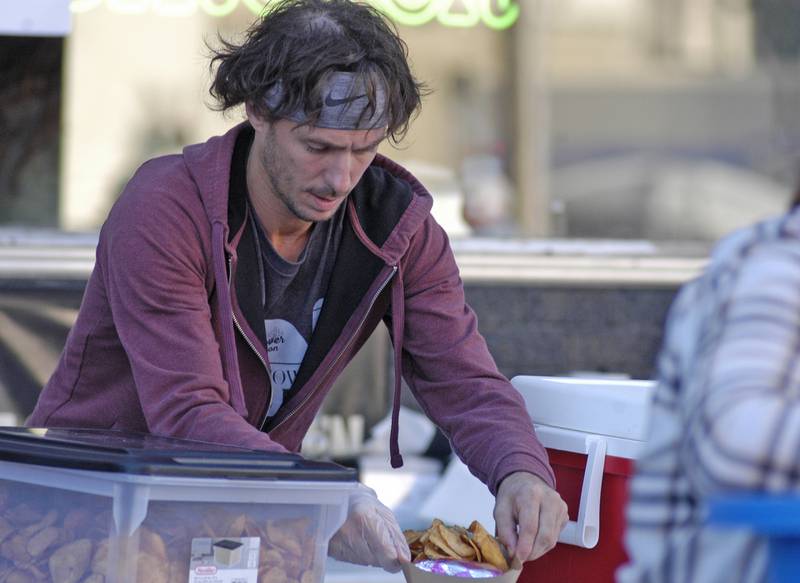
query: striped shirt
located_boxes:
[617,210,800,583]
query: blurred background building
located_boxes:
[6,0,800,240]
[4,0,799,238]
[1,0,799,432]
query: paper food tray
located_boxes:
[402,562,521,583]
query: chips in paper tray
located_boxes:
[402,520,521,582]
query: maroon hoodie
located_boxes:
[28,123,554,494]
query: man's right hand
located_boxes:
[495,471,569,564]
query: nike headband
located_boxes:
[264,71,388,130]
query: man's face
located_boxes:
[251,115,386,225]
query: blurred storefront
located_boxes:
[3,0,798,238]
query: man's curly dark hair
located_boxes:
[209,0,427,144]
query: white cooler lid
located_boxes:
[512,375,655,458]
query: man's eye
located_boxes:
[305,144,326,153]
[355,145,379,156]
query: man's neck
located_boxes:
[246,151,312,262]
[264,228,313,263]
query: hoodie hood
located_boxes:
[182,122,433,255]
[181,122,434,466]
[354,155,433,468]
[363,154,434,262]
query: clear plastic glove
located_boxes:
[328,483,411,572]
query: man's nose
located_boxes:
[325,152,355,195]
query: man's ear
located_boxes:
[245,102,267,132]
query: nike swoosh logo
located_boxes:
[325,93,367,107]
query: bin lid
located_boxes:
[0,427,356,481]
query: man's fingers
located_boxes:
[512,498,539,563]
[392,527,412,563]
[493,495,518,555]
[529,494,568,560]
[495,472,570,565]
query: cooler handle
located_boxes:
[557,435,607,549]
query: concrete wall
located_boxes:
[0,277,679,426]
[465,283,676,381]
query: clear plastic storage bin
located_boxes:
[0,428,357,583]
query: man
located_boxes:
[618,190,800,582]
[29,0,567,571]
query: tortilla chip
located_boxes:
[405,519,509,572]
[422,541,452,560]
[469,521,509,572]
[462,532,482,562]
[436,523,475,558]
[404,530,424,545]
[428,528,460,559]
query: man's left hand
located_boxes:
[494,471,568,566]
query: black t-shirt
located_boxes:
[230,133,344,422]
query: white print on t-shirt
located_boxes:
[264,298,325,418]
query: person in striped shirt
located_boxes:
[618,191,800,583]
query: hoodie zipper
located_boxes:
[228,256,275,421]
[264,264,398,433]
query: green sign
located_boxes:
[69,0,520,29]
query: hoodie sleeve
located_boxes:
[394,214,555,494]
[99,166,289,454]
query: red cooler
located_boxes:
[510,376,655,583]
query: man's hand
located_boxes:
[328,484,411,572]
[494,471,568,565]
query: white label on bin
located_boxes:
[189,537,260,583]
